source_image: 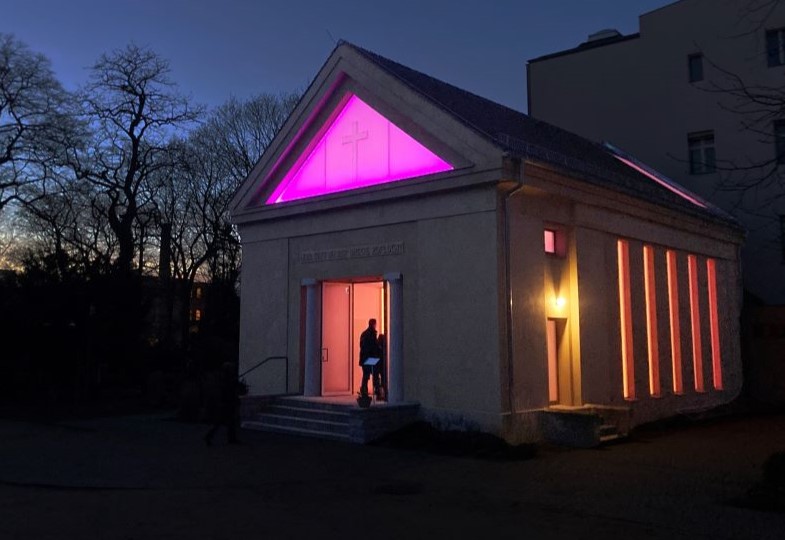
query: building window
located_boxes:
[617,239,635,400]
[194,309,202,322]
[774,120,785,164]
[688,54,704,82]
[643,245,661,397]
[766,27,785,67]
[544,227,566,257]
[544,229,556,253]
[688,131,716,174]
[687,255,705,392]
[706,259,723,391]
[194,286,202,299]
[666,250,684,394]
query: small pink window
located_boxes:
[544,229,556,254]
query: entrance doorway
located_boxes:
[321,281,387,396]
[546,318,574,405]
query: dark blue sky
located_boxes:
[3,0,668,112]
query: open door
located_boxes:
[321,280,386,396]
[321,283,352,395]
[547,318,574,405]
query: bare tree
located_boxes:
[194,92,299,283]
[20,177,117,279]
[686,0,785,216]
[207,92,300,183]
[0,34,72,213]
[69,44,202,278]
[157,92,298,285]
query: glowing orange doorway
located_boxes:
[546,318,572,405]
[321,281,387,396]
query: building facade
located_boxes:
[231,43,744,443]
[528,0,785,306]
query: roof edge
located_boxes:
[527,32,640,64]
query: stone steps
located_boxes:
[264,404,351,423]
[255,413,350,434]
[541,407,629,447]
[242,420,350,442]
[242,395,420,443]
[598,423,622,443]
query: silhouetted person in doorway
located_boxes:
[204,361,241,446]
[377,333,387,401]
[359,318,381,397]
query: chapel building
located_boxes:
[231,43,744,444]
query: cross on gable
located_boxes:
[266,94,453,204]
[341,121,369,181]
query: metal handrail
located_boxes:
[239,355,289,393]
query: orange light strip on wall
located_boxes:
[687,255,705,392]
[666,250,684,394]
[617,240,635,400]
[643,246,661,396]
[546,320,559,403]
[706,259,723,390]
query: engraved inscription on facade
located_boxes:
[299,242,405,264]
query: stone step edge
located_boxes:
[242,421,350,440]
[275,398,361,410]
[264,405,351,418]
[256,413,350,428]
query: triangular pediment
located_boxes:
[265,93,453,204]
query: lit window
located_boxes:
[617,239,635,400]
[766,27,785,67]
[643,245,661,397]
[544,227,567,257]
[774,120,785,165]
[195,287,202,299]
[688,131,716,175]
[194,309,202,321]
[544,229,556,254]
[687,255,704,392]
[666,251,684,394]
[688,54,704,82]
[706,259,723,390]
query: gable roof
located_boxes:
[347,42,738,228]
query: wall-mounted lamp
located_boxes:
[554,296,567,309]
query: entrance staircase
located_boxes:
[241,396,420,444]
[540,405,630,448]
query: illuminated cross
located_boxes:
[342,121,369,180]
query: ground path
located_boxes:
[0,412,783,538]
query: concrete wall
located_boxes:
[528,0,785,304]
[504,162,743,440]
[238,238,290,395]
[237,182,504,433]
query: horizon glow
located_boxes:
[266,94,453,204]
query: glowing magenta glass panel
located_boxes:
[266,94,453,204]
[544,229,556,253]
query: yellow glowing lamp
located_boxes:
[554,296,567,309]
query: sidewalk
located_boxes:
[0,412,783,539]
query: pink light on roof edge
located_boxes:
[605,143,708,209]
[266,94,453,204]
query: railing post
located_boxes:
[302,278,320,397]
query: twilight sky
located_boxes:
[3,0,668,112]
